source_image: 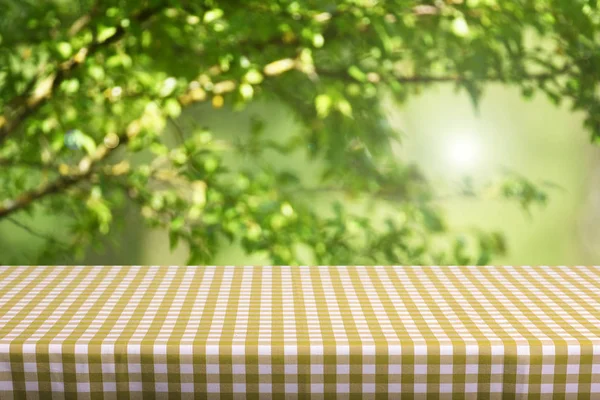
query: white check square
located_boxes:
[154,364,168,374]
[490,383,503,393]
[259,365,272,374]
[23,363,37,373]
[284,346,297,356]
[363,383,376,393]
[77,382,91,393]
[206,364,219,374]
[566,383,579,393]
[491,364,504,374]
[181,383,194,392]
[440,383,453,393]
[311,364,323,374]
[285,383,298,393]
[180,364,193,374]
[363,364,376,374]
[337,364,349,374]
[155,382,169,392]
[414,364,427,375]
[465,383,478,392]
[389,383,402,393]
[466,364,478,374]
[233,383,246,393]
[259,383,272,393]
[207,383,220,392]
[310,383,324,393]
[440,365,453,374]
[337,383,350,393]
[414,383,427,393]
[567,364,579,374]
[541,384,554,393]
[232,364,245,374]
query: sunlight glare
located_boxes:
[447,136,481,170]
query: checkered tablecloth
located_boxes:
[0,266,599,399]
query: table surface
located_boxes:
[0,266,599,399]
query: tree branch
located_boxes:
[5,217,70,248]
[0,158,54,170]
[0,3,165,147]
[68,0,102,38]
[0,133,129,219]
[315,65,573,85]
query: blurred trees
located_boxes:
[1,0,596,264]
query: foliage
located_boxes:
[1,0,595,264]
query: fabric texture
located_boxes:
[0,265,599,399]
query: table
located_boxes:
[0,266,599,399]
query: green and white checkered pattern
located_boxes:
[0,266,599,399]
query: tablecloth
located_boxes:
[0,265,599,399]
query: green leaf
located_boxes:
[312,33,325,48]
[97,25,117,43]
[521,86,534,99]
[88,65,105,80]
[461,81,482,111]
[452,17,470,37]
[244,69,264,84]
[169,230,180,251]
[106,53,132,69]
[239,83,254,100]
[61,79,79,94]
[348,66,366,82]
[160,77,178,98]
[204,9,224,24]
[171,216,185,231]
[336,99,353,118]
[164,98,182,117]
[56,42,72,58]
[315,94,332,118]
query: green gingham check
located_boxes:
[0,266,599,399]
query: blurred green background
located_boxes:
[1,82,598,265]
